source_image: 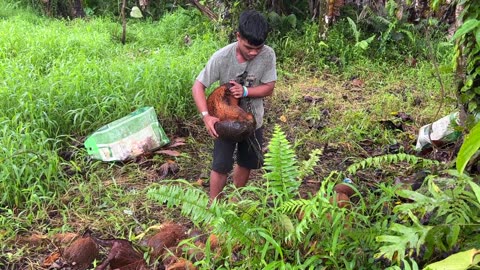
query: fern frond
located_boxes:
[395,174,480,224]
[147,183,213,224]
[278,213,295,243]
[279,198,315,242]
[147,183,256,245]
[281,198,312,215]
[344,226,383,250]
[263,125,300,201]
[280,194,334,242]
[346,153,441,175]
[375,213,432,264]
[298,148,322,180]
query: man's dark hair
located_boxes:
[238,10,269,46]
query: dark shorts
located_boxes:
[212,127,264,174]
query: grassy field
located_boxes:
[2,2,476,270]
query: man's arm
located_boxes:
[192,80,219,138]
[228,81,275,99]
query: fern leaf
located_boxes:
[375,221,432,263]
[279,213,295,243]
[345,226,385,250]
[147,184,214,225]
[346,154,440,176]
[264,125,300,201]
[147,183,256,245]
[281,198,311,215]
[298,149,322,180]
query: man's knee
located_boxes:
[212,162,233,174]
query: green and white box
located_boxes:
[84,107,170,161]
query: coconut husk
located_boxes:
[63,230,99,270]
[207,83,256,142]
[146,222,188,259]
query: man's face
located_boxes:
[236,33,264,61]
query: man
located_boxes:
[192,10,277,201]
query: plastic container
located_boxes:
[84,107,169,161]
[415,112,461,152]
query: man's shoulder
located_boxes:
[261,45,275,56]
[211,42,236,59]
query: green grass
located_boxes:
[0,8,223,211]
[0,116,63,208]
[0,9,223,136]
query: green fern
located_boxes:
[279,172,344,243]
[375,211,433,264]
[298,148,322,181]
[344,226,385,253]
[263,125,301,203]
[146,181,256,246]
[395,173,480,224]
[346,153,441,175]
[376,171,480,265]
[146,125,330,267]
[281,196,329,241]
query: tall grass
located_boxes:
[0,116,62,208]
[0,10,223,136]
[0,7,224,208]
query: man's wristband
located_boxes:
[242,86,248,97]
[201,111,209,118]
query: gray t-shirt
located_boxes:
[196,42,277,129]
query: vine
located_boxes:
[452,0,480,125]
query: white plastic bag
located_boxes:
[415,112,461,152]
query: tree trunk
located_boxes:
[121,0,126,45]
[190,0,218,21]
[71,0,85,18]
[454,3,467,126]
[318,0,330,38]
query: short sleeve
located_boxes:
[260,48,277,84]
[196,56,220,88]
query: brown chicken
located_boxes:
[206,83,256,142]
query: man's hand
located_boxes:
[229,81,245,99]
[203,114,220,138]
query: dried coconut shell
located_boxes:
[166,258,197,270]
[207,234,219,250]
[53,232,79,246]
[63,232,98,270]
[147,222,187,259]
[91,236,146,270]
[329,192,350,208]
[334,183,355,198]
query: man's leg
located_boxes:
[211,137,235,201]
[233,165,251,188]
[210,170,228,201]
[235,128,263,189]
